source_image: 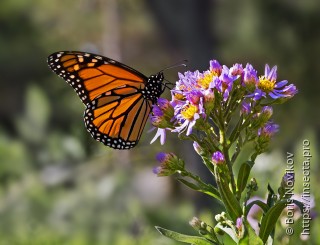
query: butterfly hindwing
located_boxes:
[84,89,152,149]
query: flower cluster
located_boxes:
[151,59,297,145]
[151,59,301,244]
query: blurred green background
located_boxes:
[0,0,319,244]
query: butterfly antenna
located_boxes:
[160,60,188,73]
[163,78,175,89]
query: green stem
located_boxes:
[219,129,237,195]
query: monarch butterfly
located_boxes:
[47,51,165,149]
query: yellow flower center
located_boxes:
[181,104,198,120]
[174,93,185,100]
[258,76,276,93]
[197,71,217,89]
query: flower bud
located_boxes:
[230,63,243,76]
[158,98,174,119]
[189,217,202,230]
[203,89,215,112]
[157,98,170,110]
[212,151,225,165]
[258,121,279,140]
[281,172,295,189]
[241,101,251,115]
[151,100,174,128]
[215,212,227,222]
[193,141,203,155]
[243,63,258,91]
[261,106,273,118]
[153,152,183,177]
[236,217,243,231]
[210,59,222,75]
[248,178,258,191]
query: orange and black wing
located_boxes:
[47,51,148,105]
[84,87,153,149]
[47,51,152,149]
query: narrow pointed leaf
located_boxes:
[239,221,263,245]
[266,184,276,207]
[237,161,254,197]
[217,178,242,222]
[292,199,304,213]
[177,178,221,200]
[215,223,238,243]
[245,200,269,215]
[259,199,288,243]
[155,226,216,245]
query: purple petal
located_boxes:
[264,64,270,75]
[274,80,288,88]
[268,65,277,81]
[150,128,167,145]
[269,92,281,99]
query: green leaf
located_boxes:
[259,199,288,243]
[266,184,276,207]
[239,221,263,245]
[292,199,304,213]
[217,178,242,222]
[177,178,221,200]
[237,161,254,197]
[177,178,200,190]
[245,200,269,216]
[155,226,216,245]
[215,223,238,243]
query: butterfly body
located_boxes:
[47,51,164,149]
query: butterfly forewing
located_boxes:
[47,51,164,149]
[47,51,147,104]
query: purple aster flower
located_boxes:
[243,63,258,90]
[156,152,172,163]
[211,66,237,101]
[257,64,298,99]
[278,84,298,98]
[152,104,163,117]
[212,151,225,165]
[246,88,264,101]
[258,121,279,138]
[210,59,222,75]
[173,103,200,135]
[175,70,200,92]
[252,106,273,128]
[153,152,183,177]
[186,90,203,105]
[241,101,252,115]
[150,104,164,127]
[157,98,171,110]
[230,63,243,76]
[281,172,295,189]
[150,98,174,128]
[196,70,216,90]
